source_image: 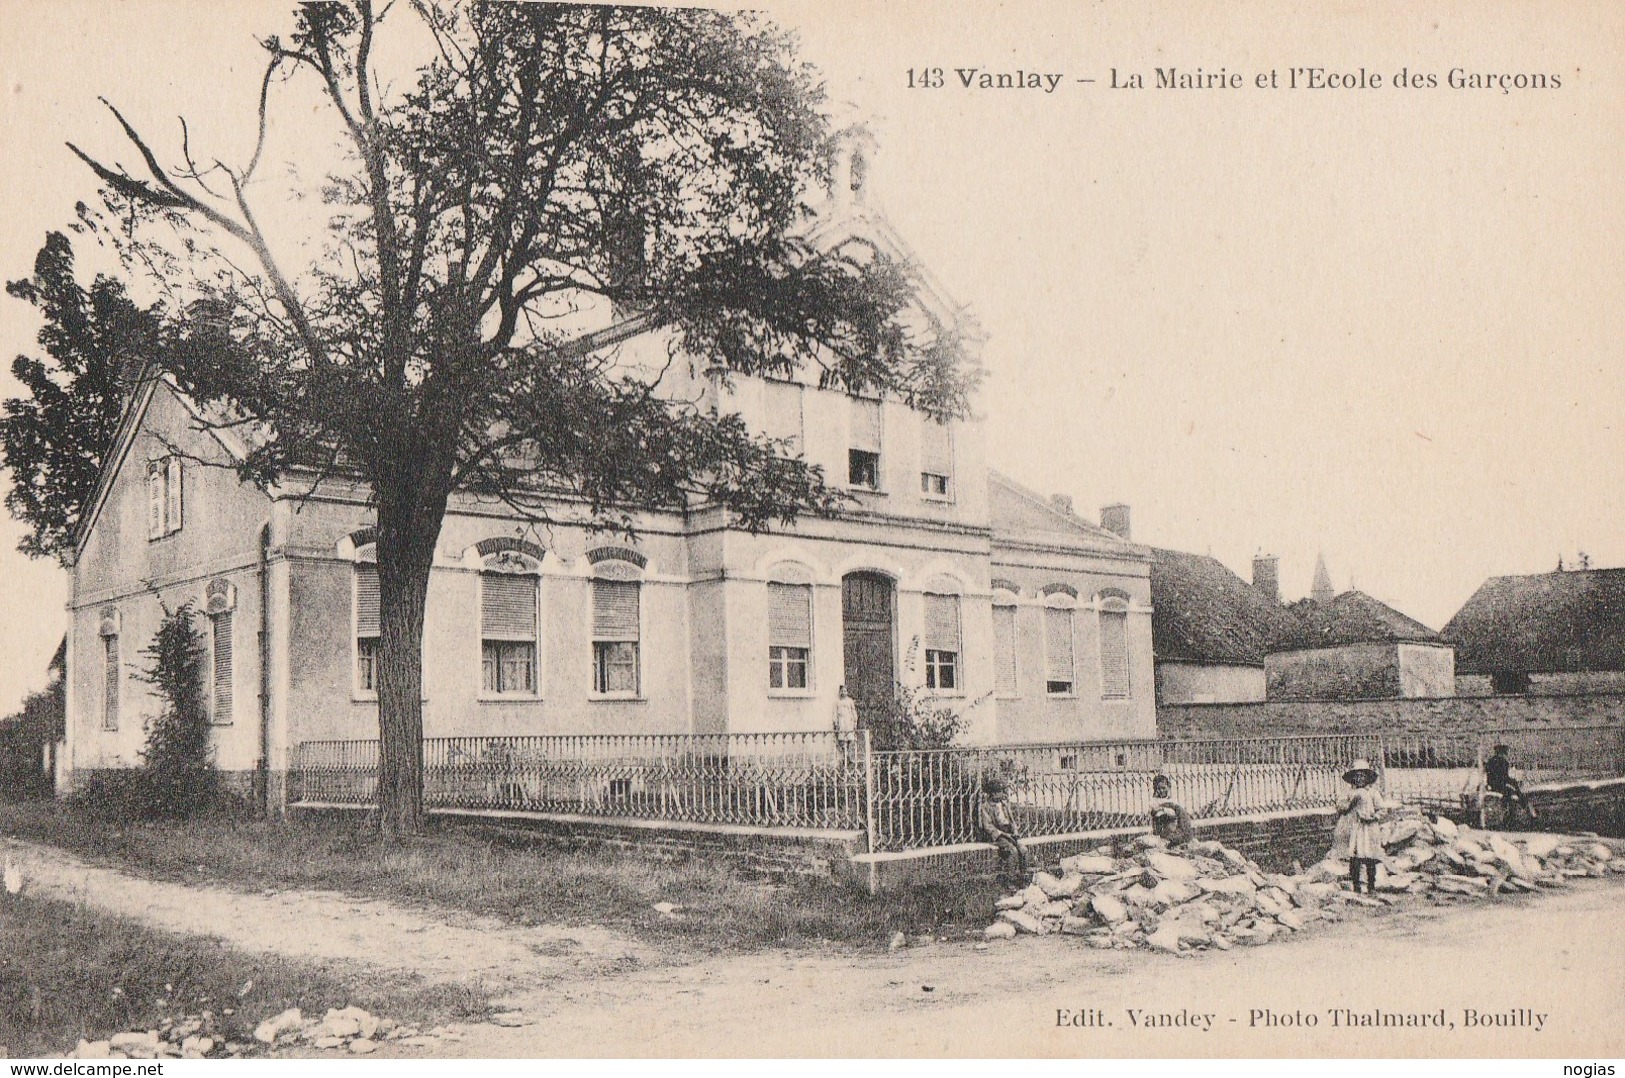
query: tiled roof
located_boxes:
[1443,568,1625,674]
[1271,590,1443,651]
[1148,548,1300,665]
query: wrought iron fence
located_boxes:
[1377,725,1625,811]
[289,724,1624,852]
[869,734,1379,850]
[293,731,865,831]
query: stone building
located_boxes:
[1147,549,1298,704]
[60,139,1157,804]
[1265,590,1455,700]
[1445,567,1625,696]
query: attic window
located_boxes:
[147,457,183,539]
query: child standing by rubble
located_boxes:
[1339,759,1389,894]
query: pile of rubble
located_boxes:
[984,813,1624,955]
[66,1004,532,1059]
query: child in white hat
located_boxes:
[1338,759,1389,894]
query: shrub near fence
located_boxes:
[289,725,1624,852]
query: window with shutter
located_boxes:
[211,611,234,724]
[165,456,183,534]
[355,563,380,693]
[1045,606,1075,695]
[147,462,164,539]
[768,583,812,690]
[924,593,960,690]
[762,379,804,452]
[993,602,1018,697]
[481,572,538,694]
[920,419,952,497]
[102,634,120,731]
[592,579,641,695]
[850,398,882,452]
[1100,608,1131,699]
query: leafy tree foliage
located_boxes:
[0,232,157,564]
[69,2,976,832]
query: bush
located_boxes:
[71,604,223,820]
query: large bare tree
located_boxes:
[68,1,973,833]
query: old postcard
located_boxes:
[0,0,1620,1064]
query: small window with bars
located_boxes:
[482,570,539,695]
[768,582,812,691]
[592,578,641,696]
[924,592,961,691]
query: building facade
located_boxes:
[62,153,1156,804]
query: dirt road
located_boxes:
[7,835,1621,1057]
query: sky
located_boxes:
[0,0,1620,713]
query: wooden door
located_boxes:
[842,572,896,722]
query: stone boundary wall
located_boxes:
[1157,692,1625,738]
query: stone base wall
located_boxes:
[1158,692,1625,738]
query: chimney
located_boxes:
[1252,554,1280,604]
[1100,503,1131,540]
[1049,494,1075,517]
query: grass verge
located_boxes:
[0,890,486,1059]
[0,801,1004,952]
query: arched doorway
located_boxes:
[842,571,896,723]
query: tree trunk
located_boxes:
[373,470,450,836]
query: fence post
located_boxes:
[862,730,879,895]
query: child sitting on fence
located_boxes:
[978,776,1028,883]
[1149,773,1194,847]
[1484,744,1538,823]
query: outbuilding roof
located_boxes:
[1443,568,1625,674]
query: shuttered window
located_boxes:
[592,580,640,641]
[482,573,537,639]
[1100,608,1131,699]
[102,634,120,731]
[165,456,183,533]
[768,583,812,691]
[763,379,804,452]
[993,603,1018,697]
[355,563,379,693]
[147,462,164,539]
[768,584,812,649]
[593,579,640,695]
[147,458,183,538]
[1045,606,1075,695]
[481,572,538,694]
[211,612,234,724]
[850,398,882,452]
[924,594,960,654]
[920,419,952,495]
[924,593,960,691]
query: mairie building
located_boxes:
[62,134,1156,805]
